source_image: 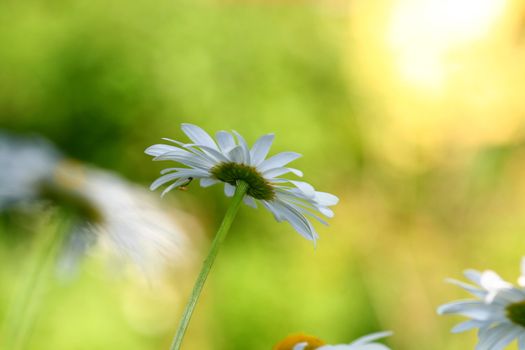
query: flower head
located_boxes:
[52,161,189,276]
[273,331,393,350]
[145,123,338,243]
[0,132,189,276]
[438,258,525,349]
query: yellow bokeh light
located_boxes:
[388,0,507,89]
[348,0,525,168]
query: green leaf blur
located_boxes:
[2,0,525,350]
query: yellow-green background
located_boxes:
[2,0,525,349]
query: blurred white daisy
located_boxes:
[51,161,190,276]
[0,132,190,275]
[0,132,60,209]
[273,331,393,350]
[145,123,338,242]
[438,258,525,349]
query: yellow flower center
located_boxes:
[273,333,326,350]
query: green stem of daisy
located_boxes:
[1,214,69,350]
[169,181,249,350]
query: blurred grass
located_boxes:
[1,0,525,349]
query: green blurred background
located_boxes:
[2,0,525,349]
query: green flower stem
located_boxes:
[1,215,69,350]
[170,181,249,350]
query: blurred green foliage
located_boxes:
[0,0,361,182]
[2,0,525,350]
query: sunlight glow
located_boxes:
[388,0,507,88]
[348,0,525,167]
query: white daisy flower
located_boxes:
[145,123,339,243]
[51,161,190,276]
[0,132,190,275]
[273,331,393,350]
[438,258,525,349]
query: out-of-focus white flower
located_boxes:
[0,132,190,275]
[0,132,59,209]
[273,331,393,350]
[145,123,338,243]
[438,258,525,349]
[52,161,189,275]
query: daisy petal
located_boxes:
[349,331,393,346]
[243,195,257,208]
[188,145,229,163]
[464,269,483,285]
[216,131,236,153]
[200,178,219,188]
[315,192,339,206]
[145,144,183,157]
[150,171,197,191]
[292,343,308,350]
[250,134,274,166]
[181,123,218,150]
[451,320,485,333]
[263,167,303,178]
[290,180,316,198]
[224,183,235,197]
[518,334,525,350]
[233,130,251,164]
[258,152,302,172]
[161,178,191,197]
[227,145,245,163]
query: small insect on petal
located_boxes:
[177,177,193,191]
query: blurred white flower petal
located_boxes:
[0,132,59,209]
[0,132,194,277]
[438,259,525,350]
[274,331,393,350]
[53,162,191,276]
